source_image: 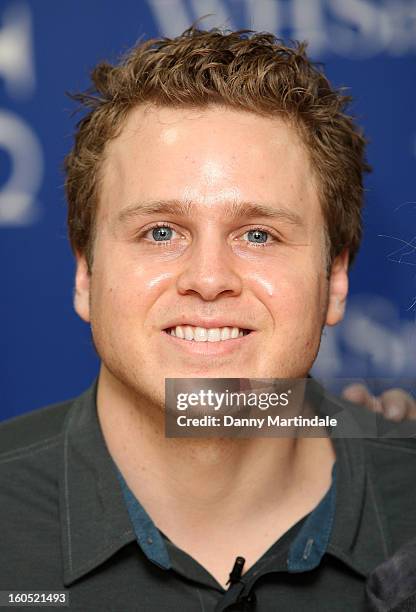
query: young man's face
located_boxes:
[74,105,348,407]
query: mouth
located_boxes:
[163,325,252,342]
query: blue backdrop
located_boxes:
[1,0,415,420]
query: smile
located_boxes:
[164,325,252,342]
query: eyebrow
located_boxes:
[116,199,304,227]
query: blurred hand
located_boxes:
[341,384,416,422]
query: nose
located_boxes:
[176,233,243,300]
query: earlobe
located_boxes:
[326,249,349,327]
[74,253,91,323]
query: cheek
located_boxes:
[246,264,325,318]
[244,271,276,298]
[144,272,175,290]
[90,262,174,326]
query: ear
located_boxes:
[74,252,91,323]
[325,249,349,327]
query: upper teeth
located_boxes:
[168,326,246,342]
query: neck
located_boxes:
[96,366,336,525]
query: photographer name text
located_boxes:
[176,415,337,428]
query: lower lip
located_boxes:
[162,330,255,356]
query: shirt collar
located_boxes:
[59,382,136,586]
[287,462,337,572]
[313,382,391,577]
[59,379,390,586]
[115,468,171,570]
[117,461,338,574]
[327,434,390,576]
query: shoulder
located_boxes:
[363,436,416,509]
[321,386,416,453]
[363,436,416,551]
[328,390,416,471]
[0,398,77,588]
[321,387,416,543]
[0,397,74,464]
[364,437,416,483]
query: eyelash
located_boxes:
[138,222,280,248]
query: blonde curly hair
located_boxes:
[65,26,370,271]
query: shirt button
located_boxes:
[147,536,153,545]
[303,538,314,560]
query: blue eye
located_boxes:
[247,229,268,243]
[152,226,173,241]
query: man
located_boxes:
[1,27,415,611]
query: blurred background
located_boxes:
[1,0,415,420]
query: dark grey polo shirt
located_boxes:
[2,381,416,611]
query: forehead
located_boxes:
[98,104,320,223]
